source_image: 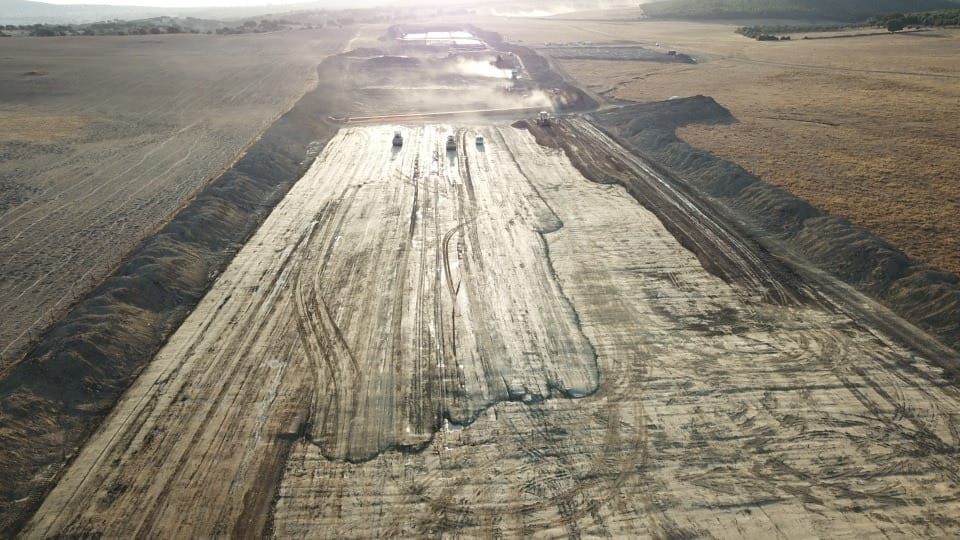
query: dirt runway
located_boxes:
[24,124,960,537]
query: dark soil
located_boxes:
[587,96,960,355]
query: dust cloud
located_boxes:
[448,58,512,79]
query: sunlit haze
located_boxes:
[39,0,301,8]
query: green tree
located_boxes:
[886,18,905,31]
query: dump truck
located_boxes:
[536,111,551,126]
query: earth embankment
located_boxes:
[588,96,960,356]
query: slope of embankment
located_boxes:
[591,96,960,357]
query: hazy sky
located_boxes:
[39,0,313,6]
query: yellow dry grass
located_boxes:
[476,15,960,274]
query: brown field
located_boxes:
[478,14,960,275]
[0,29,351,370]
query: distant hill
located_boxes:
[640,0,960,21]
[0,0,398,25]
[0,0,166,23]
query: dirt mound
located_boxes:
[0,57,345,533]
[591,96,960,354]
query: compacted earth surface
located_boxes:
[4,21,960,538]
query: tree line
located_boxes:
[735,23,863,40]
[735,8,960,40]
[0,18,323,37]
[642,0,960,22]
[869,9,960,29]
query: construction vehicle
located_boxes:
[446,134,457,151]
[392,131,403,146]
[536,111,551,126]
[476,134,484,146]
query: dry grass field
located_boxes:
[0,29,350,370]
[479,14,960,275]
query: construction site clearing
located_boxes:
[3,23,960,538]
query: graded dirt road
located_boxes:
[24,124,960,537]
[0,30,349,368]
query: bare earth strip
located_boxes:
[0,30,349,368]
[25,125,960,537]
